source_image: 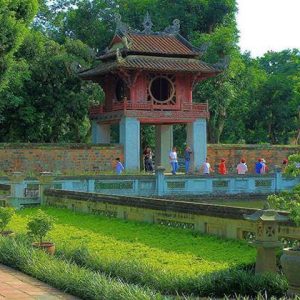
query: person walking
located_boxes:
[237,158,248,174]
[218,158,227,175]
[115,158,124,175]
[143,146,153,173]
[169,147,178,175]
[200,158,214,175]
[184,145,192,174]
[261,159,268,174]
[282,159,288,172]
[255,158,263,174]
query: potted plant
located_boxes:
[0,207,15,237]
[268,187,300,296]
[27,209,55,255]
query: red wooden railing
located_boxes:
[89,101,208,117]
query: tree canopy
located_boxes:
[0,0,299,145]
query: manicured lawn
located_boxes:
[10,207,255,277]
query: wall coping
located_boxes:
[0,174,278,181]
[0,143,298,150]
[0,143,122,150]
[208,144,300,150]
[44,189,293,225]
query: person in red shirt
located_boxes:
[218,158,227,175]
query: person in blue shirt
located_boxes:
[184,145,192,174]
[115,158,124,175]
[255,158,263,174]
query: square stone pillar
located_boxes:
[119,117,140,171]
[91,121,111,144]
[187,118,207,172]
[155,125,173,171]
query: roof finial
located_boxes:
[163,19,181,34]
[115,13,129,35]
[142,12,153,34]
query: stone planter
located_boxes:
[280,248,300,296]
[32,242,55,255]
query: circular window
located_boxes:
[115,79,127,102]
[149,76,175,103]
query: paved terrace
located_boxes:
[0,264,78,299]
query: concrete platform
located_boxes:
[0,264,78,299]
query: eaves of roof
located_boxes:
[79,55,220,79]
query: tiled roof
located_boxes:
[126,33,197,56]
[79,55,219,79]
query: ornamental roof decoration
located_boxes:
[213,55,230,71]
[100,13,203,59]
[79,13,223,79]
[115,12,180,36]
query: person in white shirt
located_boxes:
[169,147,178,175]
[237,158,248,174]
[200,158,213,175]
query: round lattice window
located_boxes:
[149,76,175,104]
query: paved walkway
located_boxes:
[0,264,79,299]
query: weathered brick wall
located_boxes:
[0,143,299,175]
[0,144,123,174]
[207,144,300,173]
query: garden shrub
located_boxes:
[0,207,15,233]
[268,185,300,226]
[284,153,300,177]
[27,209,55,243]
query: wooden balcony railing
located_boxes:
[89,101,208,117]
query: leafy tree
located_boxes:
[0,31,103,142]
[0,0,38,91]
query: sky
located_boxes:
[237,0,300,57]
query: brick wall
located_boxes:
[0,144,123,174]
[207,144,300,173]
[0,143,299,175]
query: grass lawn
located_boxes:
[10,207,255,278]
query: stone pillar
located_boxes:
[155,125,173,171]
[91,121,111,144]
[274,168,283,193]
[119,117,140,171]
[8,172,26,208]
[187,118,207,172]
[155,166,165,196]
[38,172,54,205]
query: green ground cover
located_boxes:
[5,207,288,297]
[10,207,256,277]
